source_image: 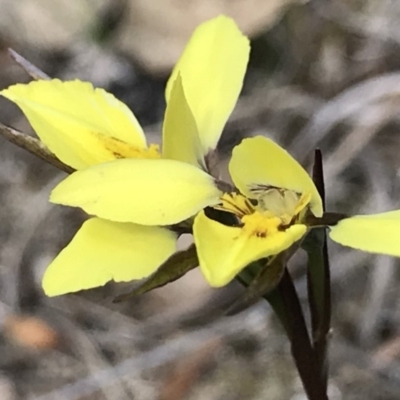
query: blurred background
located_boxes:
[1,0,400,399]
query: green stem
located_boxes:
[304,149,331,390]
[266,269,329,400]
[238,263,328,399]
[305,229,330,389]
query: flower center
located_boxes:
[215,188,311,238]
[241,211,281,238]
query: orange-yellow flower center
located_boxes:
[241,211,281,238]
[216,189,311,239]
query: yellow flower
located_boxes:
[195,135,400,287]
[51,131,400,290]
[0,15,250,296]
[194,136,322,286]
[5,15,398,294]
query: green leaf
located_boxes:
[113,244,198,302]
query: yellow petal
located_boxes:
[165,15,250,154]
[229,136,323,217]
[43,218,177,296]
[329,210,400,256]
[194,211,307,287]
[50,158,222,226]
[1,79,148,169]
[162,74,204,168]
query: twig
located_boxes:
[8,48,50,80]
[2,51,72,173]
[0,123,73,174]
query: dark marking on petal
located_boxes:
[112,151,124,159]
[249,198,258,206]
[256,231,267,238]
[204,207,242,227]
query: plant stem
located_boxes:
[304,149,331,390]
[266,269,329,400]
[305,229,330,389]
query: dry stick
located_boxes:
[0,123,73,174]
[2,52,71,172]
[8,48,51,80]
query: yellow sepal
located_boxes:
[1,79,148,169]
[162,74,203,168]
[50,158,222,226]
[42,218,177,296]
[165,15,250,155]
[329,210,400,256]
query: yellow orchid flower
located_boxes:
[194,135,400,287]
[52,133,400,290]
[0,15,250,296]
[194,136,323,287]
